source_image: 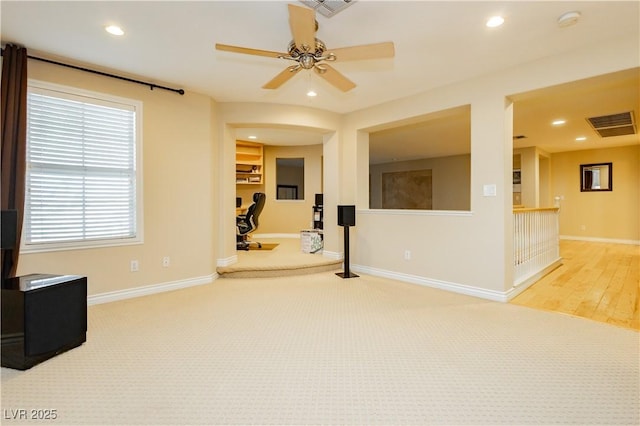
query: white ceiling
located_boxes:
[1,1,638,160]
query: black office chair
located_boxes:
[236,192,266,251]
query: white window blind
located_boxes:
[24,83,141,250]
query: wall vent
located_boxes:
[299,0,356,18]
[587,111,636,138]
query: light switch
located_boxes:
[483,184,497,197]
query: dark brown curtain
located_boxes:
[1,44,28,279]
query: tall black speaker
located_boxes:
[337,205,356,227]
[336,205,358,279]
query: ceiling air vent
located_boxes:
[587,111,636,138]
[299,0,356,18]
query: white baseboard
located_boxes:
[88,274,215,306]
[351,264,508,302]
[217,255,237,267]
[322,250,343,261]
[560,235,640,245]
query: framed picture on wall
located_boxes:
[513,169,521,193]
[513,169,521,184]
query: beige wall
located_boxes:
[217,103,340,261]
[369,154,471,210]
[236,186,265,210]
[342,35,637,297]
[235,144,323,234]
[15,32,637,301]
[17,61,216,296]
[551,145,639,242]
[259,144,323,233]
[347,92,514,294]
[513,147,552,208]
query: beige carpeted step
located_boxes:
[217,259,342,278]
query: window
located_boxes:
[276,158,305,200]
[23,81,143,252]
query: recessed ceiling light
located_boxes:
[575,136,587,141]
[105,25,124,36]
[557,11,581,28]
[248,135,257,140]
[486,16,505,28]
[552,119,566,126]
[307,90,317,97]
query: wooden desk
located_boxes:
[236,205,248,216]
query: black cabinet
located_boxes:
[313,193,323,230]
[1,274,87,370]
[313,205,323,230]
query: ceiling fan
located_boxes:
[215,4,394,92]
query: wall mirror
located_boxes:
[276,158,305,200]
[580,162,612,192]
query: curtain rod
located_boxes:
[1,48,185,95]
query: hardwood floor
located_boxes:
[511,240,639,330]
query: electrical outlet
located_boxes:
[404,250,411,260]
[130,260,139,272]
[580,225,586,231]
[162,256,170,267]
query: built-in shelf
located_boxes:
[236,140,263,185]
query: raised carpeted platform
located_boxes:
[217,237,342,278]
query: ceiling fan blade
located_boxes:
[262,66,302,90]
[316,64,356,92]
[328,42,395,61]
[215,43,285,59]
[288,4,316,53]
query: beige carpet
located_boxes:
[218,237,342,278]
[2,272,638,425]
